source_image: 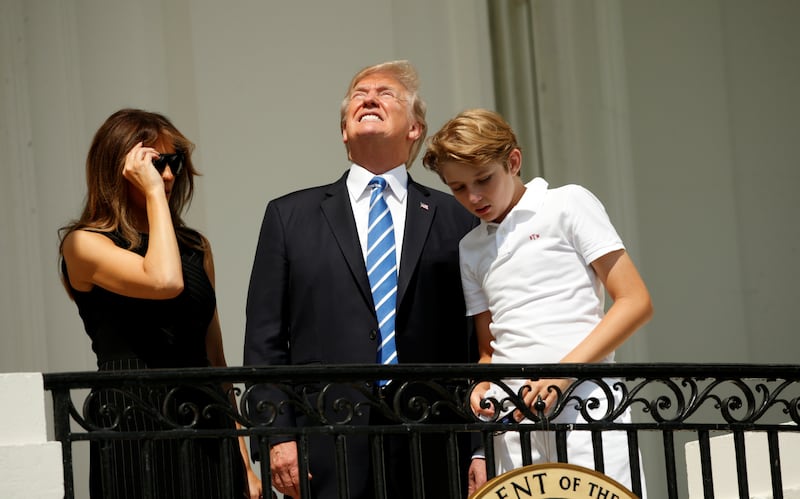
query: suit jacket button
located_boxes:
[369,329,377,340]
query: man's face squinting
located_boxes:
[342,73,419,148]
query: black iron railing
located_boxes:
[43,364,800,499]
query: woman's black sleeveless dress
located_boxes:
[63,230,246,499]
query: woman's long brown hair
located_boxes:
[58,108,205,260]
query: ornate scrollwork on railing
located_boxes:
[237,373,800,430]
[67,382,242,432]
[43,365,800,499]
[44,365,800,437]
[467,378,612,424]
[240,379,475,427]
[628,376,800,425]
[461,374,800,428]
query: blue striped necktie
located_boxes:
[367,176,398,382]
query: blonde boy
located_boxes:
[423,109,651,496]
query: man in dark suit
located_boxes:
[243,60,478,498]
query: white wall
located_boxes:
[620,0,800,363]
[520,1,799,495]
[619,1,800,495]
[2,0,799,497]
[0,0,494,376]
[1,3,493,496]
[4,0,797,374]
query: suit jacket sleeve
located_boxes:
[243,200,297,443]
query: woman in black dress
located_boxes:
[59,108,262,499]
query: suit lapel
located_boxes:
[321,172,373,307]
[398,177,434,307]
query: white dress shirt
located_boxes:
[346,163,408,268]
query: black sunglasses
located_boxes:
[151,152,185,175]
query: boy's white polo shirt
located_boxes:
[459,177,624,364]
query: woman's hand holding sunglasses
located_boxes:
[122,142,168,196]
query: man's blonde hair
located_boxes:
[423,108,520,176]
[340,60,428,167]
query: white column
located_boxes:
[0,0,50,373]
[0,373,63,498]
[685,430,800,498]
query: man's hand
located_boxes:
[467,457,488,497]
[269,441,311,498]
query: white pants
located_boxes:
[490,378,647,498]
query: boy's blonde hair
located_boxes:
[423,108,520,176]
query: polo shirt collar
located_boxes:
[484,177,549,235]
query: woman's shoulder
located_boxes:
[63,228,124,252]
[60,229,126,293]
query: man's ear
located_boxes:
[407,122,421,141]
[342,125,349,144]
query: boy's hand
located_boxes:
[514,378,573,421]
[469,381,495,418]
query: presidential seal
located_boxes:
[471,462,638,499]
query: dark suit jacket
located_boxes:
[244,171,476,498]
